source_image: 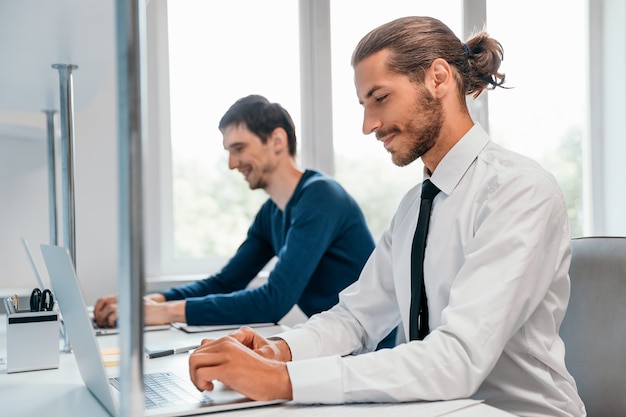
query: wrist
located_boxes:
[268,337,292,362]
[276,362,293,400]
[167,299,187,323]
[145,292,166,303]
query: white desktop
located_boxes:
[0,316,515,417]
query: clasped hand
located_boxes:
[93,293,173,327]
[188,326,293,402]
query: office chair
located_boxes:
[560,236,626,417]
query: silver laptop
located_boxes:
[40,244,284,417]
[22,238,169,337]
[22,238,172,336]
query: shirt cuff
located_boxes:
[286,355,344,404]
[273,328,320,361]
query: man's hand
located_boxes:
[189,327,293,401]
[93,293,181,327]
[93,294,118,327]
[229,326,292,362]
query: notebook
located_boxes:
[40,244,284,417]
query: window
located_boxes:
[161,0,300,275]
[329,1,462,240]
[150,0,597,279]
[486,0,587,236]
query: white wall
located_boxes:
[72,69,120,305]
[0,128,49,293]
[0,0,120,306]
[0,69,121,306]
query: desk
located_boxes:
[0,316,514,417]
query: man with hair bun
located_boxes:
[188,17,586,417]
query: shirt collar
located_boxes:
[424,123,490,196]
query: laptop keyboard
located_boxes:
[111,371,213,409]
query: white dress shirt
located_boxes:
[278,124,586,417]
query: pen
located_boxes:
[145,344,199,359]
[173,345,200,354]
[12,294,19,312]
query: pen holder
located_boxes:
[6,309,60,373]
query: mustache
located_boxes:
[375,126,401,141]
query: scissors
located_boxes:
[30,288,54,312]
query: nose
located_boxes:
[361,106,380,135]
[228,153,238,170]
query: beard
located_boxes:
[380,86,444,167]
[246,171,267,190]
[247,177,266,190]
[244,161,275,190]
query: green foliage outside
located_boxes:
[173,153,266,259]
[539,127,584,237]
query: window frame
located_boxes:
[145,0,623,280]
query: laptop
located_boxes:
[40,244,284,417]
[22,238,170,336]
[22,238,48,290]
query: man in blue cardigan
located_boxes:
[94,94,395,348]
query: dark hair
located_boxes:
[351,16,506,101]
[218,94,297,156]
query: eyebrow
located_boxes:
[359,85,382,105]
[224,141,245,151]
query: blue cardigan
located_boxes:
[162,170,375,325]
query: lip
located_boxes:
[239,167,251,181]
[379,133,395,150]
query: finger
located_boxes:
[94,295,116,319]
[227,326,249,342]
[93,298,107,316]
[192,367,220,392]
[200,338,215,346]
[94,305,107,326]
[95,303,114,326]
[191,368,216,392]
[255,344,279,360]
[189,349,227,391]
[106,309,118,327]
[190,339,225,359]
[189,337,245,373]
[230,326,263,349]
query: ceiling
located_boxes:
[0,0,116,114]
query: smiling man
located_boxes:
[187,17,585,417]
[94,95,395,349]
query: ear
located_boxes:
[427,58,453,99]
[268,127,288,154]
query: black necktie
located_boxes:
[409,179,441,341]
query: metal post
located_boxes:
[43,110,58,246]
[51,64,78,265]
[42,109,72,354]
[115,0,147,415]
